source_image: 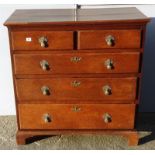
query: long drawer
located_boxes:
[78,30,141,49]
[18,103,135,130]
[13,52,140,75]
[11,31,73,50]
[15,77,137,101]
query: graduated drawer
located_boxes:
[15,77,137,101]
[78,30,141,49]
[11,31,73,50]
[13,52,140,75]
[18,103,135,129]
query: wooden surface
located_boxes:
[13,52,140,74]
[78,30,141,49]
[11,29,141,50]
[11,31,73,50]
[15,78,137,101]
[16,130,139,146]
[18,104,135,129]
[4,7,149,26]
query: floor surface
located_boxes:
[0,114,155,150]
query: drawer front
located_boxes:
[15,78,137,101]
[78,30,141,49]
[18,104,135,129]
[11,31,73,50]
[14,52,140,75]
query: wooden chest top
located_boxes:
[4,7,150,26]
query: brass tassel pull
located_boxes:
[40,60,49,71]
[105,35,115,46]
[43,113,52,123]
[38,36,48,47]
[103,113,112,123]
[41,86,50,96]
[102,85,112,95]
[105,59,114,70]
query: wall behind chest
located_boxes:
[0,4,155,115]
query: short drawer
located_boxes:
[15,77,137,101]
[11,31,73,50]
[14,52,140,75]
[18,103,135,129]
[78,30,141,49]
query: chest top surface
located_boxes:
[4,7,150,26]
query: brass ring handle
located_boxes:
[72,106,81,112]
[43,113,52,123]
[105,35,115,46]
[70,56,82,63]
[38,36,48,47]
[41,86,50,96]
[104,59,113,70]
[40,60,49,71]
[103,113,112,123]
[71,80,81,87]
[102,85,112,95]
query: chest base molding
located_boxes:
[16,130,138,146]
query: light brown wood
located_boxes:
[15,77,137,101]
[16,131,30,145]
[11,31,73,50]
[15,73,142,79]
[18,100,135,104]
[18,103,135,130]
[78,30,141,49]
[124,131,139,146]
[13,52,140,75]
[12,49,142,53]
[4,7,150,26]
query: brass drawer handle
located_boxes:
[103,113,112,123]
[70,56,82,63]
[105,35,115,46]
[72,106,81,112]
[38,36,48,47]
[104,59,113,70]
[41,86,50,96]
[102,85,112,95]
[71,80,81,87]
[40,60,49,71]
[43,113,52,123]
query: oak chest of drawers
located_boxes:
[4,7,150,146]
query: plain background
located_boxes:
[0,4,155,115]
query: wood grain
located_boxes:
[4,7,150,26]
[78,30,141,49]
[13,52,140,75]
[18,103,135,129]
[15,77,137,101]
[11,31,73,50]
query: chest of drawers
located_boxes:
[4,7,150,146]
